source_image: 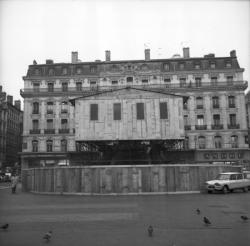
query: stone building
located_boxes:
[0,86,23,170]
[245,91,250,148]
[20,48,250,168]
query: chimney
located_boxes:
[71,51,78,63]
[105,50,111,62]
[230,50,236,57]
[145,49,150,61]
[14,100,21,110]
[7,95,13,105]
[183,47,190,58]
[0,85,2,92]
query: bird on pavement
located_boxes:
[203,216,211,225]
[240,215,249,221]
[196,208,201,215]
[43,231,52,242]
[1,224,9,230]
[147,225,153,237]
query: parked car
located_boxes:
[243,170,250,190]
[205,172,250,194]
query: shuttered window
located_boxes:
[136,103,144,120]
[113,103,121,120]
[90,104,98,121]
[160,102,168,119]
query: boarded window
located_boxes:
[90,104,98,120]
[160,102,168,119]
[136,103,144,120]
[113,103,121,120]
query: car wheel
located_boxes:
[242,187,248,193]
[222,186,229,194]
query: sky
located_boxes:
[0,0,249,108]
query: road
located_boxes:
[0,183,250,246]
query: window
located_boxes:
[136,103,144,120]
[210,62,216,69]
[32,102,39,114]
[61,140,67,152]
[113,103,121,120]
[164,63,170,71]
[126,77,133,83]
[245,135,248,144]
[76,82,82,91]
[61,101,68,113]
[226,61,232,68]
[33,83,40,92]
[231,135,238,148]
[32,140,38,152]
[90,81,97,85]
[229,114,236,126]
[194,63,200,69]
[90,104,98,120]
[214,136,222,149]
[47,102,53,114]
[62,82,68,92]
[212,96,219,108]
[61,119,68,129]
[164,78,171,83]
[76,67,82,74]
[112,80,118,85]
[198,136,206,149]
[160,102,168,119]
[184,137,189,149]
[179,63,185,70]
[227,76,233,84]
[196,97,203,109]
[213,114,220,125]
[48,83,54,92]
[211,77,218,85]
[184,115,189,125]
[142,79,148,83]
[48,68,54,76]
[32,120,39,130]
[183,101,188,110]
[90,66,97,73]
[34,69,40,76]
[197,115,204,125]
[62,68,68,75]
[46,140,53,152]
[180,78,186,87]
[195,77,201,87]
[228,96,235,108]
[47,119,53,129]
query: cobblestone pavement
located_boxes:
[0,183,250,246]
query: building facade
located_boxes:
[20,48,250,168]
[0,86,23,170]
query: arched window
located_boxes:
[61,139,67,152]
[32,102,39,114]
[32,140,38,152]
[61,101,68,113]
[231,135,238,148]
[46,140,53,152]
[214,136,222,149]
[198,136,206,149]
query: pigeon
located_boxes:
[43,231,52,242]
[1,224,9,230]
[241,215,249,221]
[203,216,211,225]
[147,225,153,237]
[196,208,201,215]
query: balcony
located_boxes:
[229,104,236,108]
[59,128,70,134]
[20,80,248,97]
[212,104,220,109]
[46,110,54,115]
[196,105,203,109]
[29,129,40,134]
[211,124,224,130]
[44,129,55,134]
[195,125,207,130]
[227,124,240,129]
[184,125,191,130]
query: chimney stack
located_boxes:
[183,47,190,58]
[230,50,236,57]
[0,85,2,92]
[7,95,13,105]
[105,50,111,62]
[145,49,150,61]
[71,51,78,63]
[14,100,21,110]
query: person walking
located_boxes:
[11,173,19,194]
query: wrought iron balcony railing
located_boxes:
[30,129,40,134]
[59,128,70,134]
[195,125,207,130]
[20,81,248,95]
[184,125,191,130]
[227,124,240,129]
[211,124,224,130]
[44,129,55,134]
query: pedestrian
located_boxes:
[11,173,19,194]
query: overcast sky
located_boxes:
[0,0,249,107]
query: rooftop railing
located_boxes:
[20,80,248,95]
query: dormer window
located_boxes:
[179,63,185,70]
[164,63,170,71]
[62,68,68,75]
[90,66,97,73]
[164,78,171,83]
[34,69,40,76]
[48,68,54,76]
[226,61,232,68]
[76,67,82,74]
[210,62,216,69]
[194,63,201,69]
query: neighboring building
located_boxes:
[0,86,23,170]
[245,91,250,148]
[20,48,250,168]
